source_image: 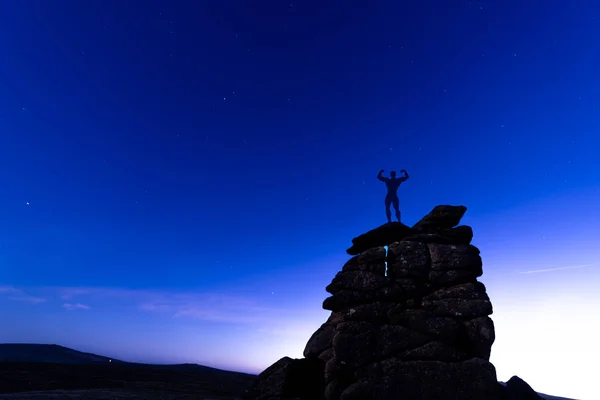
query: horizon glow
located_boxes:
[3,187,599,399]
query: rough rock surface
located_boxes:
[346,205,472,255]
[244,205,542,400]
[318,241,498,400]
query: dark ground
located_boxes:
[0,362,256,400]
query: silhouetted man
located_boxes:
[377,169,409,223]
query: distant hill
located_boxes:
[0,343,254,375]
[0,344,124,365]
[0,344,256,398]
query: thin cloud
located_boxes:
[6,285,319,330]
[8,295,47,304]
[171,306,280,324]
[518,264,596,275]
[59,288,94,300]
[1,286,46,304]
[53,285,297,326]
[63,303,90,311]
[144,293,288,325]
[139,303,171,312]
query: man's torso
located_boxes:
[385,178,403,196]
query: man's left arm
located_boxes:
[401,169,409,181]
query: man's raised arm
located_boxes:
[401,169,410,181]
[377,169,387,182]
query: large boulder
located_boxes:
[242,357,325,400]
[411,205,468,232]
[346,222,414,255]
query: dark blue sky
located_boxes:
[1,2,599,398]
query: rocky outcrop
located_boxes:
[243,205,541,400]
[316,242,498,399]
[346,205,473,255]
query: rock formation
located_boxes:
[243,205,542,400]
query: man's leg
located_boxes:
[385,197,392,223]
[392,197,401,222]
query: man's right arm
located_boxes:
[377,170,387,182]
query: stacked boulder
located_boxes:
[243,205,541,400]
[312,244,497,399]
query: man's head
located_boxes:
[390,171,397,178]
